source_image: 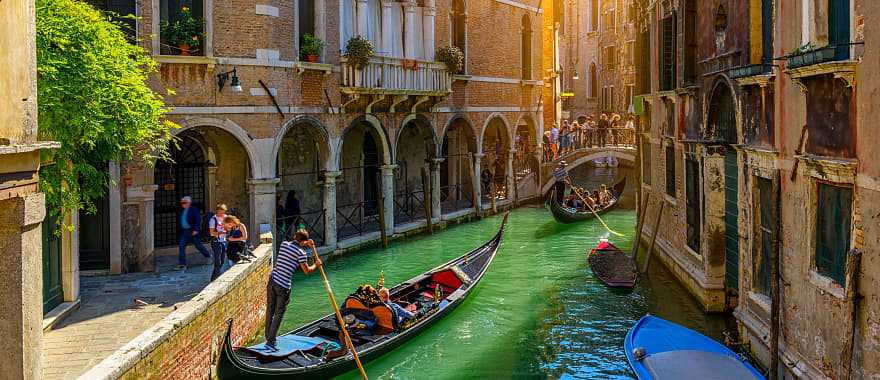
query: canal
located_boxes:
[280,166,733,379]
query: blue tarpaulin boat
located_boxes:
[624,315,765,380]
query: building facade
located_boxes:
[59,0,545,288]
[636,0,879,377]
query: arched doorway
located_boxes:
[276,119,330,244]
[481,117,511,202]
[337,120,391,240]
[154,128,251,248]
[440,118,477,213]
[707,81,739,292]
[394,118,437,224]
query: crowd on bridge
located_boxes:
[543,112,637,161]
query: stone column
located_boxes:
[507,149,516,200]
[473,153,484,210]
[124,184,158,272]
[403,0,417,58]
[381,0,394,55]
[381,165,396,235]
[423,0,436,61]
[247,178,280,244]
[430,158,443,220]
[356,0,369,37]
[0,193,45,380]
[322,171,341,248]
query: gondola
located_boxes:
[624,315,765,380]
[217,213,510,379]
[588,240,637,288]
[545,177,626,224]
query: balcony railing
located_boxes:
[341,56,452,95]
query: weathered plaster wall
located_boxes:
[0,0,38,145]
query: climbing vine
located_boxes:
[36,0,176,219]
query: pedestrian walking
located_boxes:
[176,196,211,270]
[550,124,559,159]
[208,203,228,281]
[543,131,552,161]
[598,113,609,147]
[264,229,322,350]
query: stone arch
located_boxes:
[478,112,512,150]
[440,114,478,152]
[396,113,439,160]
[706,76,738,144]
[514,113,541,148]
[438,115,478,212]
[273,115,332,170]
[174,117,259,178]
[336,114,393,166]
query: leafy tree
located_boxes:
[36,0,176,218]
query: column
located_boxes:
[380,165,396,235]
[125,184,158,272]
[248,178,280,244]
[381,0,394,55]
[430,158,443,220]
[423,0,436,61]
[403,0,417,58]
[356,0,368,37]
[0,193,45,380]
[507,149,516,201]
[473,153,484,210]
[322,171,341,248]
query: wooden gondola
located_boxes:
[545,178,627,224]
[217,213,510,380]
[588,240,637,288]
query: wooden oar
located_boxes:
[563,177,624,237]
[311,248,368,380]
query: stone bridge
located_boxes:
[539,146,637,194]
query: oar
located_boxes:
[311,248,368,380]
[564,177,625,237]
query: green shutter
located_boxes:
[815,184,852,285]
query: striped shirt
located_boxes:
[272,241,309,289]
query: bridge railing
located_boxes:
[543,128,636,161]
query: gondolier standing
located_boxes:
[265,229,323,350]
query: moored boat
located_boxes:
[588,240,637,288]
[217,213,510,379]
[624,315,765,380]
[545,178,626,224]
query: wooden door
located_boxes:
[42,212,63,314]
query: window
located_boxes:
[625,41,634,66]
[452,0,467,73]
[88,0,137,39]
[604,11,614,31]
[761,0,773,64]
[684,0,697,84]
[636,28,651,94]
[590,0,598,32]
[588,63,598,98]
[160,0,205,55]
[522,15,532,80]
[555,0,565,32]
[804,76,853,158]
[604,45,617,68]
[815,183,852,285]
[299,0,315,41]
[685,156,701,252]
[625,85,633,111]
[609,86,615,110]
[660,14,676,91]
[829,0,851,60]
[754,177,777,296]
[665,143,676,197]
[641,140,652,185]
[663,98,675,137]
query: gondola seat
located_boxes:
[342,297,398,335]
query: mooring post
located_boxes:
[376,172,388,248]
[490,179,497,214]
[641,202,664,274]
[421,167,433,234]
[841,248,863,380]
[631,193,650,260]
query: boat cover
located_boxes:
[642,350,762,380]
[246,335,340,358]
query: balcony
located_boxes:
[340,56,452,113]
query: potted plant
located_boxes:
[343,36,374,69]
[160,6,203,55]
[436,45,464,74]
[300,33,325,62]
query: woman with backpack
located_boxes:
[224,215,249,263]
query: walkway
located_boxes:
[41,253,217,380]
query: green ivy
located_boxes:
[36,0,176,220]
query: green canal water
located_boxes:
[280,167,733,379]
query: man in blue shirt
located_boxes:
[265,229,323,350]
[177,196,212,270]
[379,287,414,326]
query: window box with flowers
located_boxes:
[160,6,204,56]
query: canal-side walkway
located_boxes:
[41,253,216,380]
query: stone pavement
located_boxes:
[41,253,222,380]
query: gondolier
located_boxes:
[265,229,323,350]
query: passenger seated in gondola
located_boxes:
[592,190,603,207]
[379,287,415,325]
[599,184,614,205]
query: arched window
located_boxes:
[588,63,597,98]
[521,15,532,80]
[452,0,467,73]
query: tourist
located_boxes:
[208,204,228,281]
[550,123,559,159]
[177,196,211,270]
[599,184,613,205]
[592,190,602,207]
[379,287,415,325]
[543,131,552,161]
[598,114,609,147]
[265,229,322,350]
[224,215,249,263]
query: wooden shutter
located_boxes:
[665,144,675,196]
[816,184,852,285]
[685,157,701,252]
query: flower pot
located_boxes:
[306,54,320,63]
[178,43,191,56]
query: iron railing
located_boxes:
[336,201,382,241]
[440,183,473,212]
[277,209,326,246]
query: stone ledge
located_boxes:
[42,300,81,332]
[0,141,60,155]
[79,243,272,380]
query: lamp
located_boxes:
[217,68,242,93]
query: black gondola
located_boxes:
[545,178,627,224]
[588,240,637,288]
[217,213,510,379]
